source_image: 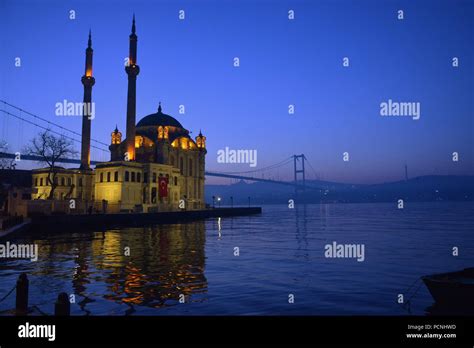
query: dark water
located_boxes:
[0,202,473,315]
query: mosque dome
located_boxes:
[136,103,184,129]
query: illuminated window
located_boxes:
[111,128,122,145]
[196,133,206,149]
[180,138,188,150]
[135,136,144,148]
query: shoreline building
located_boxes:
[31,17,207,212]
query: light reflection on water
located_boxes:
[0,202,473,315]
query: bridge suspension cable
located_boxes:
[302,155,319,180]
[212,156,293,175]
[0,100,109,148]
[0,109,109,153]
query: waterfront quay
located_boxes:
[22,207,262,233]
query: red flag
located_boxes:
[159,176,168,197]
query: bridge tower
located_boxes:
[293,154,306,195]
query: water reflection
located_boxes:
[294,204,309,260]
[1,203,472,315]
[29,222,208,314]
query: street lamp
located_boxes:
[217,196,221,208]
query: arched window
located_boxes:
[131,172,135,182]
[107,172,111,182]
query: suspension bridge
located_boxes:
[0,100,321,190]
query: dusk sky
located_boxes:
[1,0,473,184]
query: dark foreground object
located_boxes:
[27,207,262,232]
[422,268,474,307]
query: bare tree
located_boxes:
[0,140,16,170]
[24,130,78,200]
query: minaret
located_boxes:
[80,30,95,169]
[125,15,140,161]
[195,130,207,208]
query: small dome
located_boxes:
[136,103,184,129]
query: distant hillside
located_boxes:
[205,175,474,205]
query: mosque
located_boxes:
[31,17,207,212]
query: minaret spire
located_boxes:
[132,14,136,34]
[80,30,95,169]
[125,15,140,161]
